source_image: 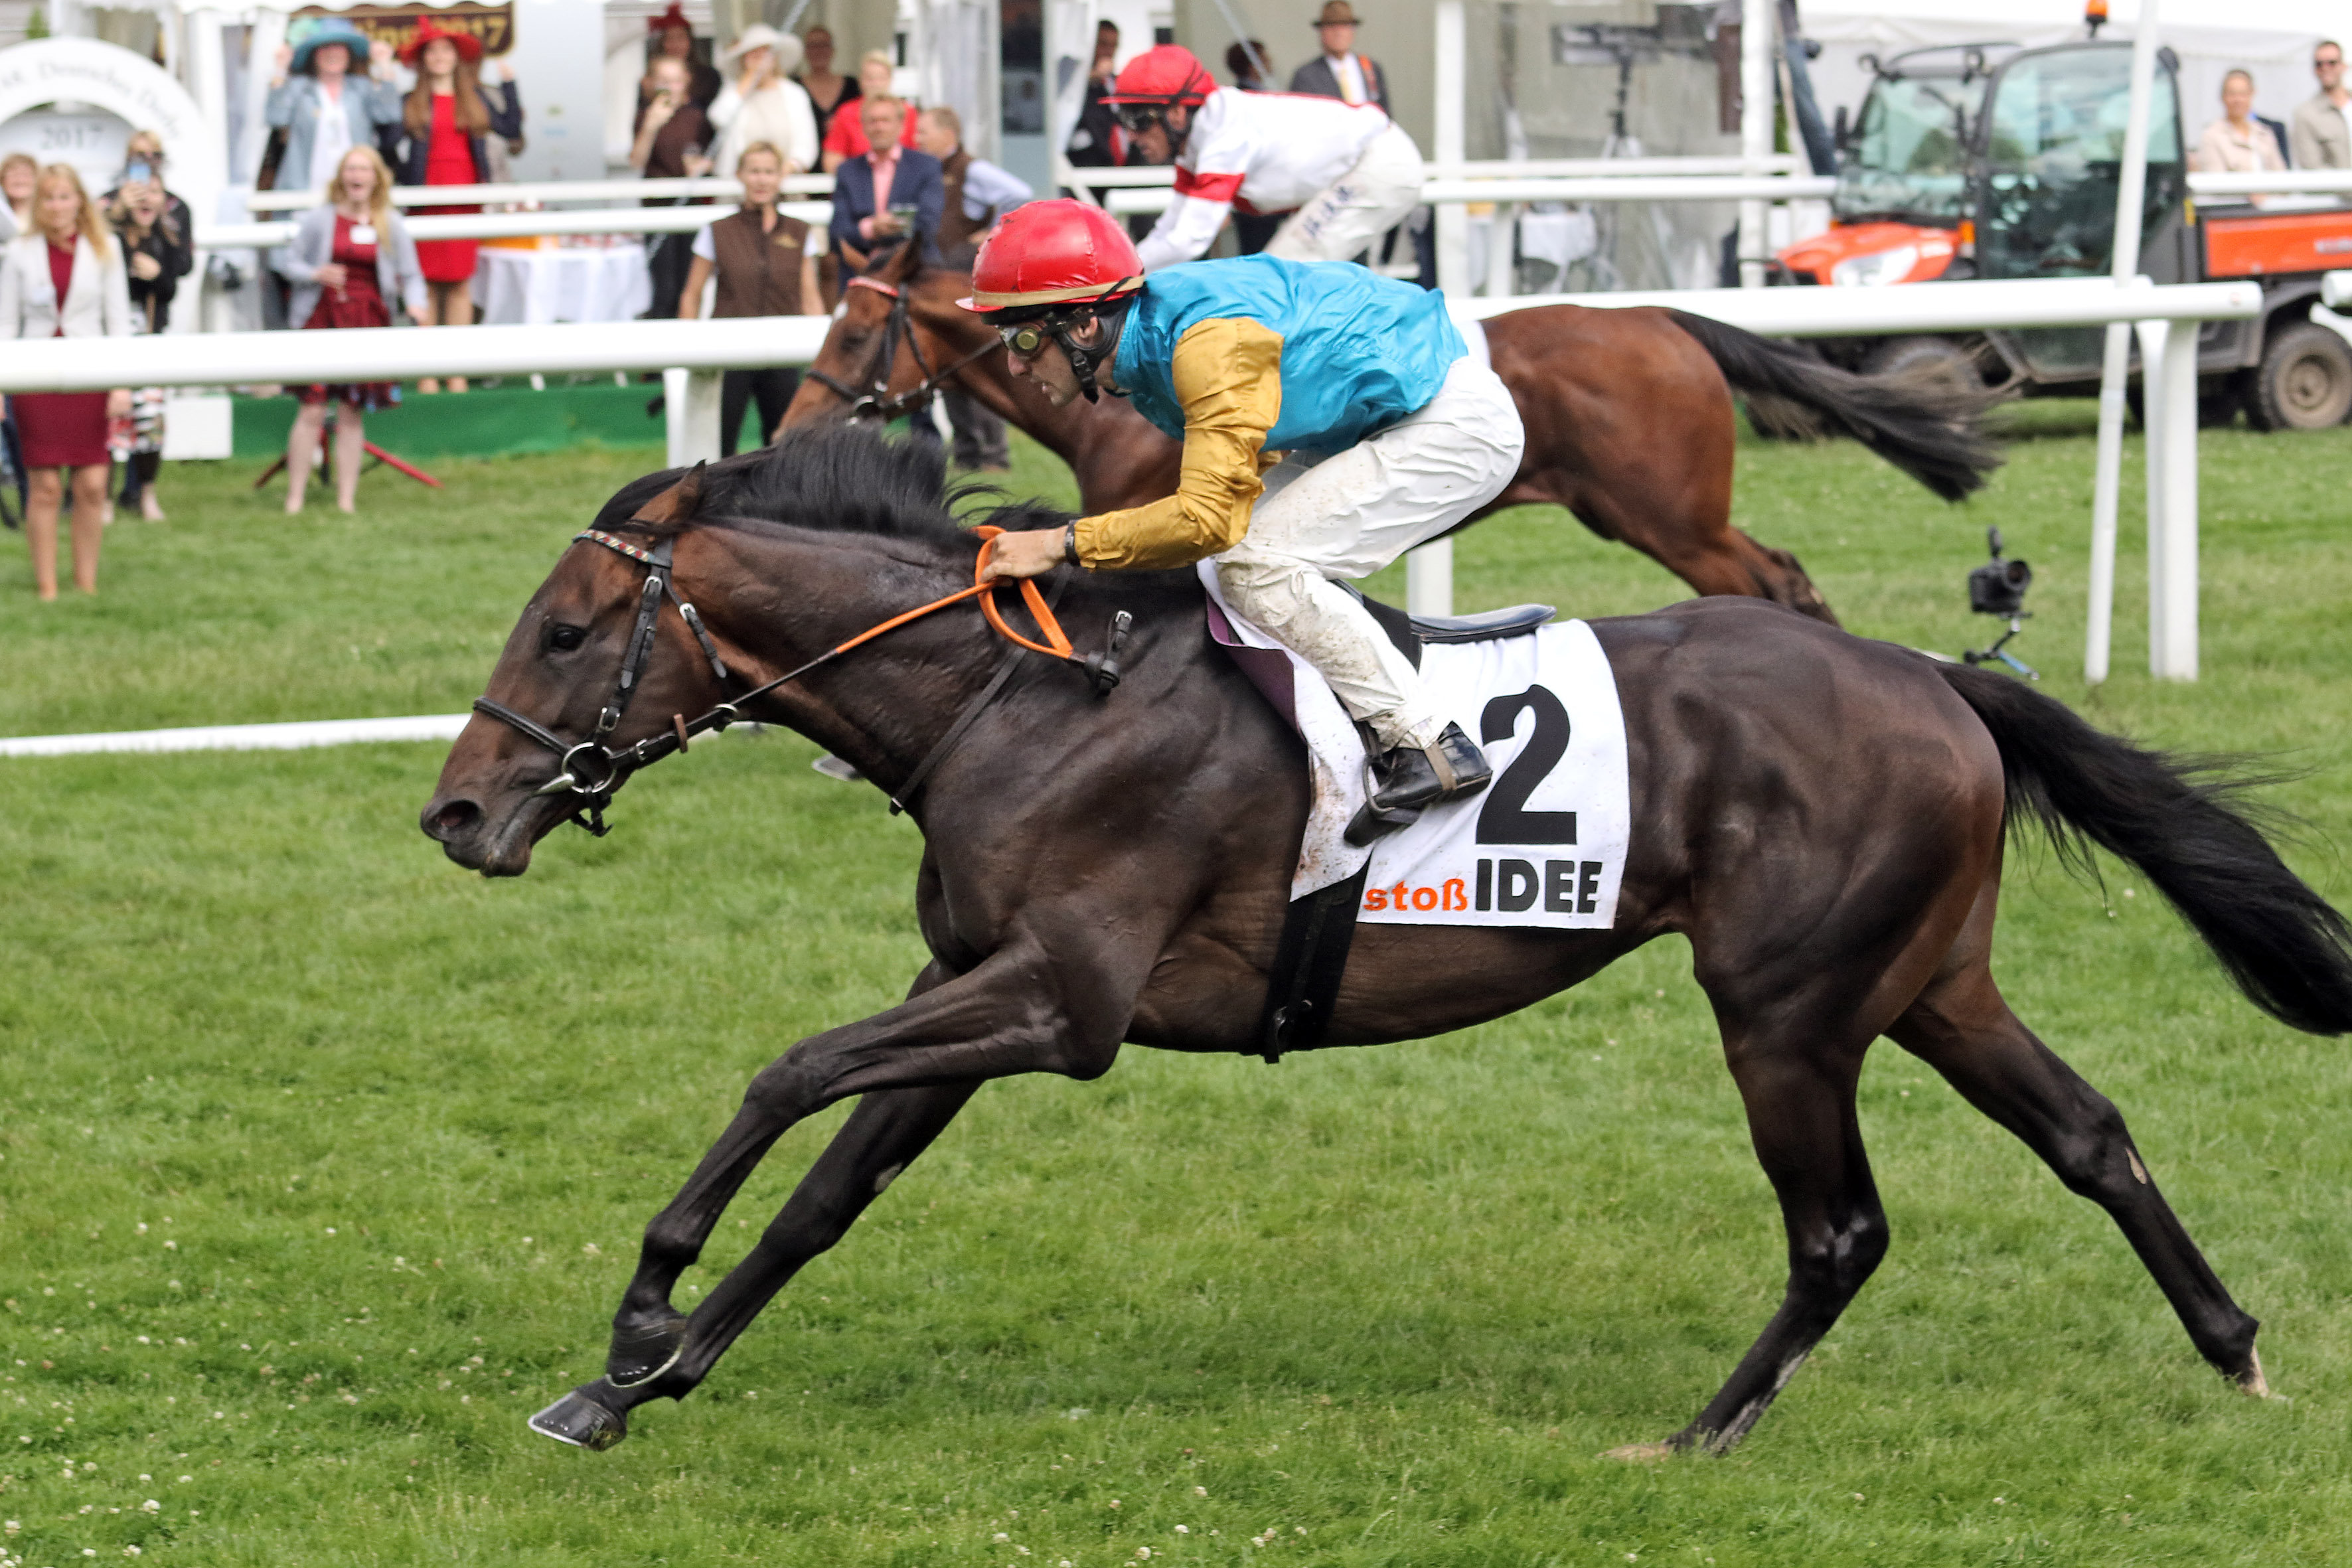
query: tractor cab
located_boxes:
[1769,35,2352,430]
[1778,43,2011,287]
[1779,39,2185,292]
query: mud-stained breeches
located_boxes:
[1215,355,1524,751]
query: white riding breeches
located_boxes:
[1264,123,1425,266]
[1215,355,1525,752]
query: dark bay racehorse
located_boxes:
[422,429,2352,1457]
[779,244,2005,624]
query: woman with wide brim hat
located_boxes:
[266,19,402,195]
[709,24,818,177]
[392,19,522,390]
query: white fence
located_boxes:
[198,202,833,251]
[0,277,2252,679]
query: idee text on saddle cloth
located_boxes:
[1360,620,1630,929]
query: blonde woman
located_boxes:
[0,151,35,241]
[280,145,426,514]
[106,131,195,522]
[2192,70,2288,181]
[677,141,824,454]
[0,164,133,599]
[708,24,817,178]
[821,49,915,171]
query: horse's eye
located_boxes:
[547,624,588,652]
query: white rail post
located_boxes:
[664,368,724,467]
[2140,319,2200,679]
[1737,0,1774,288]
[2086,0,2163,683]
[1414,0,1468,618]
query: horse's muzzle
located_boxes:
[419,791,544,876]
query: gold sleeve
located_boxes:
[1071,316,1285,572]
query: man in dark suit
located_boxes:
[830,94,945,273]
[1288,1,1429,285]
[1288,1,1389,114]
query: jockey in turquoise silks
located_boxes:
[967,198,1526,843]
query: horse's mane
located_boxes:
[591,422,1066,547]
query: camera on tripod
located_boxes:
[1963,526,2037,678]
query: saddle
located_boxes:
[1346,588,1557,665]
[1240,587,1557,1063]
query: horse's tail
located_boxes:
[1665,309,2004,502]
[1935,662,2352,1036]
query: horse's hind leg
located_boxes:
[1610,1032,1890,1458]
[1889,956,2266,1393]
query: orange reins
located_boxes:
[814,524,1075,665]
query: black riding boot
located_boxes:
[1345,722,1493,845]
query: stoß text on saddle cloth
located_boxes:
[1360,620,1630,929]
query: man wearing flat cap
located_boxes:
[1289,2,1390,116]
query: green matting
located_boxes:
[229,380,769,461]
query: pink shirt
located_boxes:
[858,146,902,241]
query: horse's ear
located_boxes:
[878,236,923,286]
[631,461,706,527]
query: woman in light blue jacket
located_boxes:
[264,19,402,195]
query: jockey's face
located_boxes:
[1004,313,1107,408]
[1128,104,1189,165]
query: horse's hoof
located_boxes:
[2234,1350,2272,1398]
[1601,1440,1678,1463]
[606,1312,689,1389]
[528,1385,629,1450]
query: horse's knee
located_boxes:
[1790,1207,1889,1302]
[744,1054,823,1121]
[2044,1094,2146,1203]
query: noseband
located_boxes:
[472,529,736,836]
[805,276,1005,422]
[471,520,1130,836]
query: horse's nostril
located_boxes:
[428,797,483,839]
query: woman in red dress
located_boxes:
[396,21,521,393]
[0,163,133,599]
[282,146,425,514]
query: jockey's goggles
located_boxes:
[995,320,1056,358]
[1111,103,1172,134]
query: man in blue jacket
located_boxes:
[829,95,943,273]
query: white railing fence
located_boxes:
[0,279,2252,680]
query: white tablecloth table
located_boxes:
[473,242,653,326]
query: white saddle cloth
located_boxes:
[1201,563,1631,929]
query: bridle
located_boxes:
[471,501,1130,836]
[805,276,1004,422]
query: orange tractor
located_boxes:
[1775,37,2352,429]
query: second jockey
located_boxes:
[967,200,1526,844]
[1103,44,1423,272]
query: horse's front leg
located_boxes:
[532,939,1134,1449]
[530,1079,980,1449]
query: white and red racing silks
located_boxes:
[1136,88,1392,271]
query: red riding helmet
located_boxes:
[959,198,1145,315]
[1101,44,1217,108]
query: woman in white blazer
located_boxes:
[0,163,133,600]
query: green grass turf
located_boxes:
[2,412,2350,1565]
